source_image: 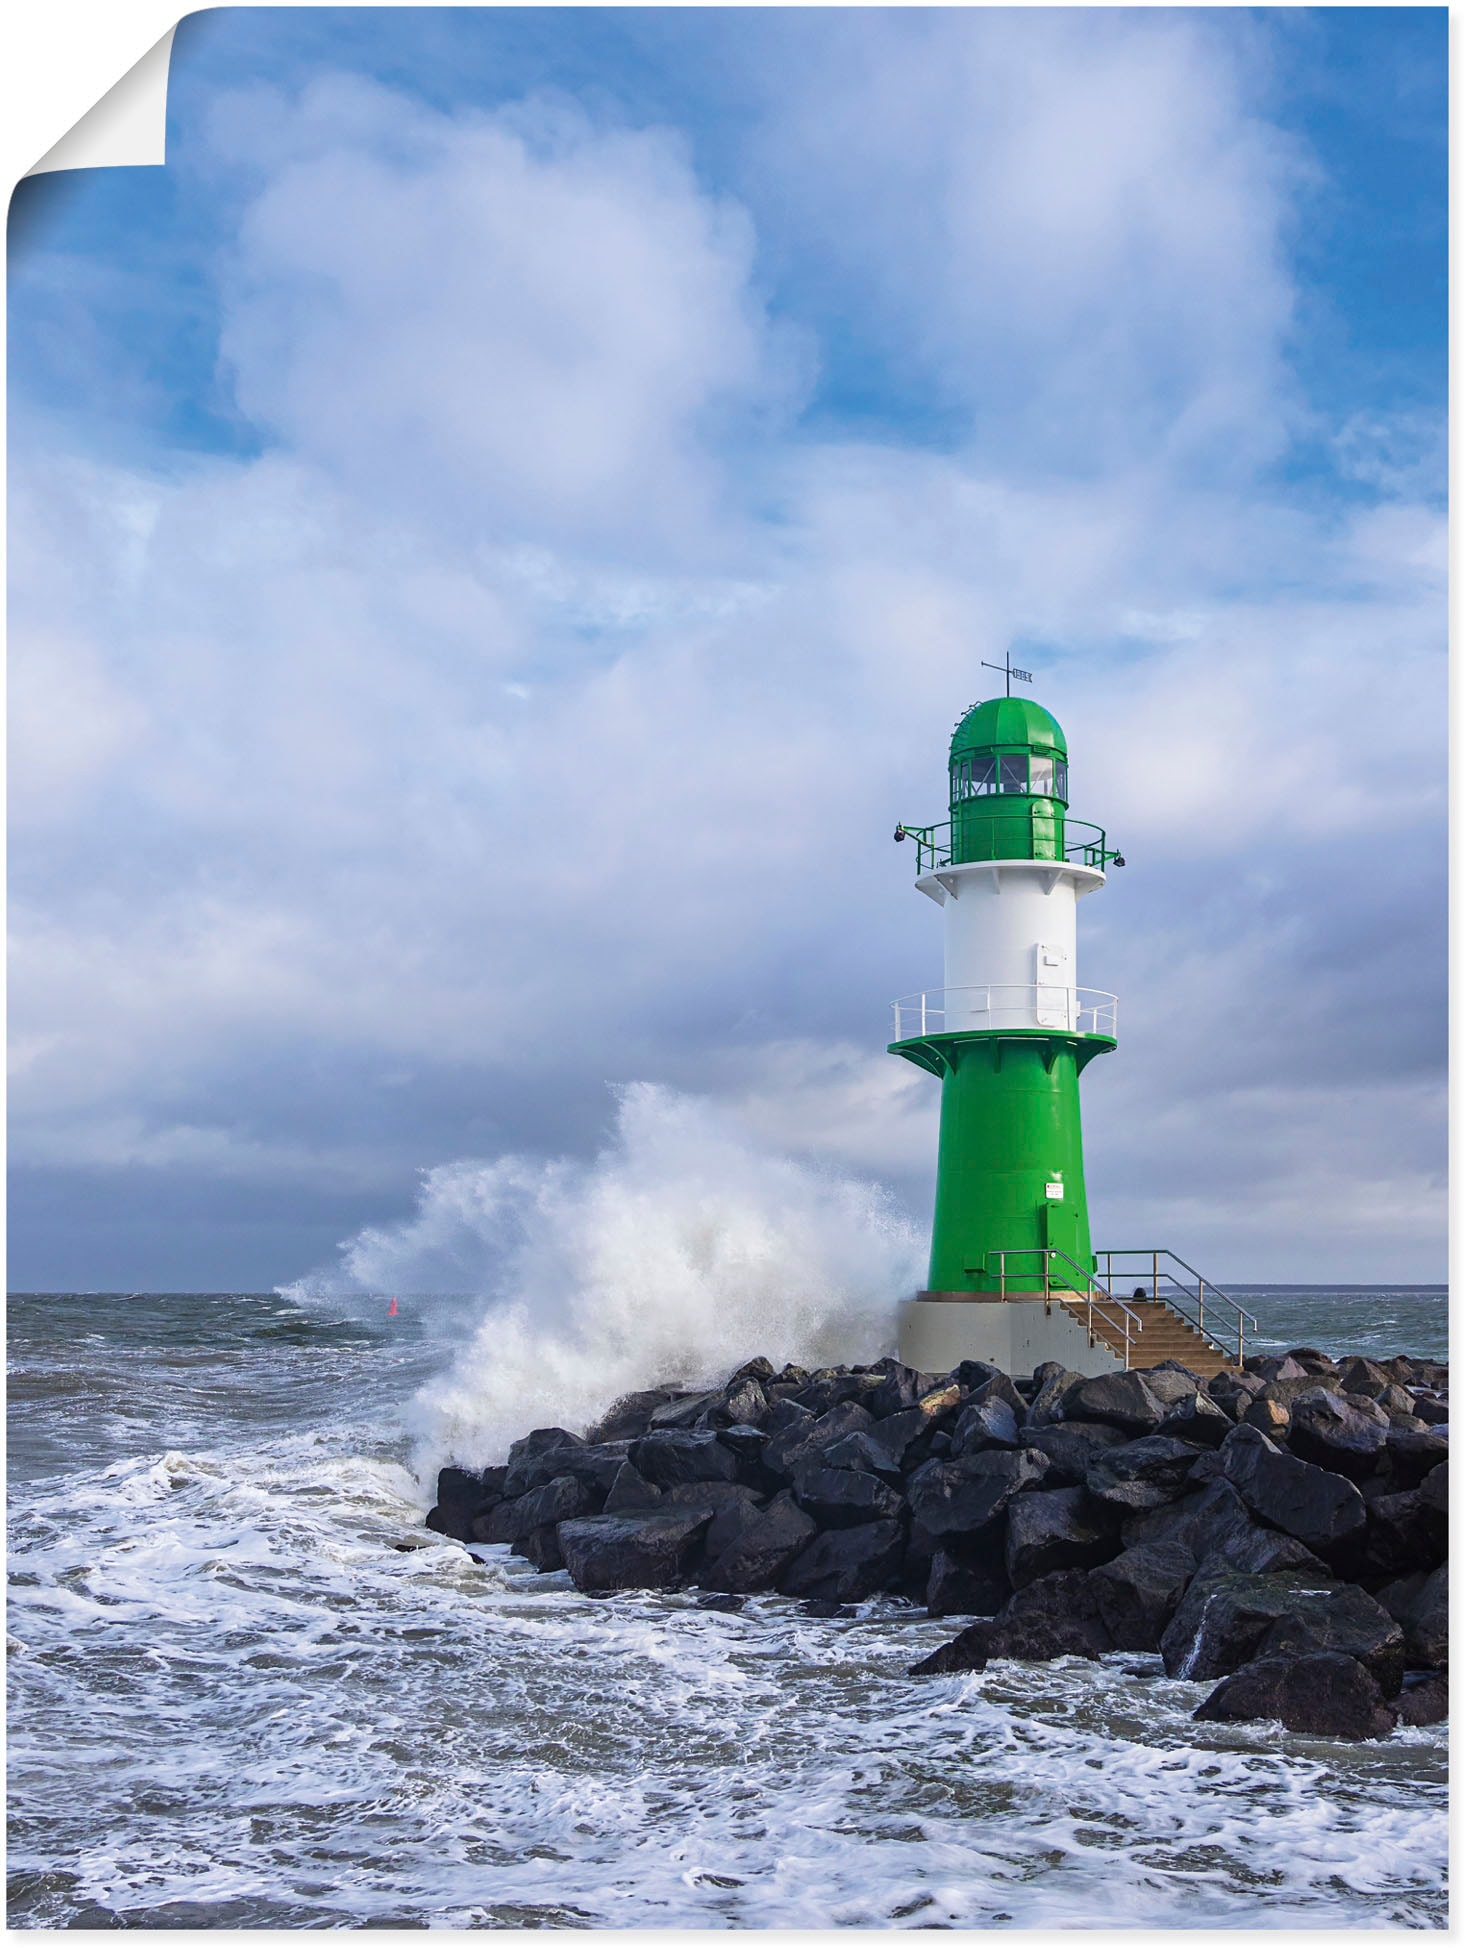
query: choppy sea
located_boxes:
[7,1285,1448,1929]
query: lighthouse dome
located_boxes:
[950,696,1067,758]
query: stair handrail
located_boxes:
[1095,1249,1257,1366]
[991,1246,1142,1368]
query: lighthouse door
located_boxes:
[1034,942,1070,1028]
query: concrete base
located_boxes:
[897,1296,1123,1379]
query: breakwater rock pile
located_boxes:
[428,1347,1448,1741]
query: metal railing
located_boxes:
[891,985,1119,1041]
[896,816,1118,874]
[987,1246,1144,1368]
[1094,1249,1257,1366]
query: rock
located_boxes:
[1397,1671,1448,1726]
[967,1371,1029,1421]
[1160,1566,1404,1692]
[1287,1389,1389,1483]
[515,1523,566,1573]
[1222,1425,1367,1553]
[907,1446,1050,1537]
[1158,1391,1232,1449]
[1085,1436,1203,1510]
[558,1508,714,1592]
[1412,1394,1450,1427]
[647,1391,725,1430]
[502,1428,582,1492]
[866,1362,932,1418]
[503,1440,631,1501]
[1337,1355,1394,1398]
[717,1378,770,1427]
[1138,1368,1209,1409]
[1375,1383,1418,1417]
[1027,1366,1084,1428]
[1418,1461,1448,1519]
[1243,1396,1292,1439]
[1383,1427,1449,1491]
[1020,1420,1128,1484]
[949,1396,1020,1456]
[1090,1541,1197,1650]
[660,1480,763,1529]
[779,1518,906,1603]
[1383,1562,1448,1667]
[925,1547,1010,1618]
[601,1461,662,1513]
[790,1462,904,1528]
[764,1400,875,1478]
[1359,1488,1445,1578]
[821,1430,906,1482]
[1213,1526,1330,1578]
[792,1373,870,1417]
[696,1592,746,1613]
[1059,1370,1168,1437]
[1194,1652,1396,1741]
[765,1397,814,1435]
[916,1382,965,1426]
[1249,1355,1308,1383]
[631,1429,741,1489]
[1005,1486,1121,1588]
[946,1359,1006,1393]
[1286,1347,1339,1377]
[911,1569,1114,1674]
[727,1356,778,1386]
[436,1463,507,1512]
[501,1473,599,1541]
[583,1388,677,1443]
[715,1425,770,1475]
[700,1491,818,1593]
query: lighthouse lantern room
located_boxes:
[890,678,1250,1378]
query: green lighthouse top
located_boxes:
[950,696,1067,760]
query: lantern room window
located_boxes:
[951,755,997,800]
[999,754,1027,793]
[1029,754,1054,796]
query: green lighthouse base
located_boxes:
[897,1295,1122,1377]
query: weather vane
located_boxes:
[980,651,1033,698]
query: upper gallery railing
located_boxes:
[891,985,1119,1041]
[894,816,1119,872]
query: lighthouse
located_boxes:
[888,671,1253,1377]
[890,678,1129,1375]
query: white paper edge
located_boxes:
[25,23,177,177]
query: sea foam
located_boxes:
[285,1084,924,1478]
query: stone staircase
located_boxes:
[1055,1294,1235,1378]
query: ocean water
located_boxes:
[6,1283,1447,1930]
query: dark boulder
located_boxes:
[1020,1419,1127,1485]
[1004,1486,1121,1588]
[765,1397,814,1435]
[582,1388,677,1443]
[601,1461,662,1513]
[764,1400,875,1478]
[866,1362,933,1418]
[502,1427,582,1492]
[925,1547,1010,1619]
[1140,1368,1210,1410]
[1419,1461,1448,1521]
[715,1425,771,1477]
[911,1569,1114,1674]
[949,1396,1020,1456]
[1360,1488,1446,1579]
[1248,1354,1308,1383]
[700,1491,818,1593]
[821,1430,907,1482]
[1027,1365,1085,1428]
[558,1508,713,1592]
[967,1371,1029,1421]
[1397,1671,1448,1727]
[514,1523,566,1573]
[1158,1391,1232,1449]
[1243,1396,1292,1440]
[778,1518,906,1603]
[436,1463,508,1512]
[661,1480,763,1527]
[1059,1370,1168,1437]
[907,1447,1050,1538]
[792,1372,871,1418]
[1194,1652,1396,1741]
[647,1390,725,1430]
[1337,1355,1394,1398]
[791,1462,904,1529]
[1160,1566,1404,1692]
[1090,1541,1196,1650]
[504,1440,631,1501]
[1286,1347,1338,1377]
[1287,1389,1388,1483]
[1222,1425,1367,1553]
[1379,1562,1447,1668]
[1412,1394,1450,1427]
[631,1428,741,1489]
[501,1473,600,1541]
[715,1377,770,1427]
[1085,1436,1202,1511]
[1383,1427,1449,1491]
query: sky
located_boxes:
[8,6,1447,1291]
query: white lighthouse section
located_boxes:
[914,859,1107,1033]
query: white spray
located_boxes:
[288,1084,924,1480]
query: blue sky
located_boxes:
[8,7,1447,1289]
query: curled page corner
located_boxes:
[26,25,177,177]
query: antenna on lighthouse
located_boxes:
[981,651,1033,699]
